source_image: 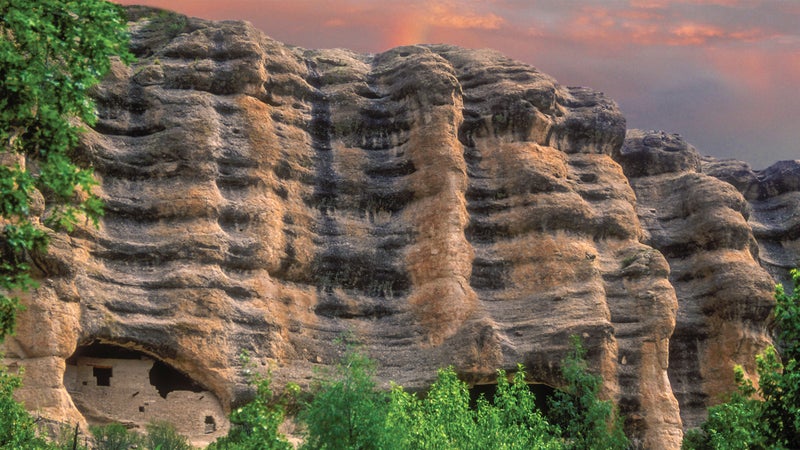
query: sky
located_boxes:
[116,0,799,169]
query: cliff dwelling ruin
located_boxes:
[63,342,228,445]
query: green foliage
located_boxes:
[90,423,141,450]
[52,424,89,450]
[385,365,562,449]
[300,343,388,450]
[774,269,800,361]
[207,353,292,450]
[142,9,189,39]
[383,367,475,449]
[0,0,133,341]
[682,366,768,450]
[209,338,632,449]
[143,421,192,450]
[483,366,563,449]
[684,268,800,449]
[0,364,51,448]
[548,336,629,450]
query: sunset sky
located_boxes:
[116,0,799,169]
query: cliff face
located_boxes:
[615,130,777,429]
[3,9,798,448]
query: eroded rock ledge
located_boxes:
[4,9,797,448]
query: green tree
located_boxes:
[478,366,562,449]
[547,336,629,450]
[300,344,388,450]
[1,2,131,447]
[0,0,133,341]
[387,367,477,449]
[385,365,563,449]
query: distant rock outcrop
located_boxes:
[4,8,798,448]
[703,158,800,288]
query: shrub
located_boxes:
[90,423,141,450]
[547,336,629,450]
[143,421,192,450]
[208,338,631,449]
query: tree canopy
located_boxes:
[0,0,132,341]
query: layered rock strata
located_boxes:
[703,158,800,288]
[615,130,776,429]
[4,9,797,448]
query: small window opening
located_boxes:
[139,406,145,413]
[204,416,216,434]
[93,366,112,387]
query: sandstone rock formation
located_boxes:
[615,130,776,429]
[3,8,797,448]
[703,158,800,289]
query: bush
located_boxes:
[90,423,141,450]
[52,424,90,450]
[143,421,192,450]
[384,367,476,449]
[547,336,629,450]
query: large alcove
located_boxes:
[64,341,228,446]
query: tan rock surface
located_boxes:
[5,9,795,448]
[615,130,775,430]
[703,158,800,288]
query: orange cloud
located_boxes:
[386,10,429,48]
[429,3,504,30]
[383,1,505,48]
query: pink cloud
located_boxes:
[323,18,347,28]
[632,0,749,8]
[557,3,786,50]
[669,23,726,45]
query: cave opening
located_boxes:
[65,340,206,398]
[469,382,557,416]
[149,359,204,399]
[66,340,143,363]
